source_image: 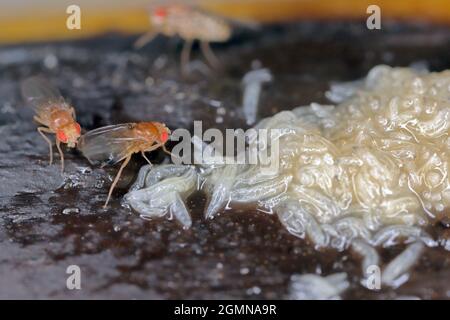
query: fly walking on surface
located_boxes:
[134,3,232,74]
[21,76,82,172]
[78,122,172,208]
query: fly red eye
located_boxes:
[57,130,68,143]
[153,7,167,19]
[75,123,81,135]
[160,131,169,143]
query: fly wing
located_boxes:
[21,76,65,112]
[78,123,144,166]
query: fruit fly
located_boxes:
[134,3,232,73]
[78,122,171,208]
[21,76,81,172]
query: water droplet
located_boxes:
[145,77,154,87]
[164,104,175,113]
[209,99,222,108]
[43,54,58,69]
[240,267,250,275]
[246,286,261,295]
[175,92,185,100]
[78,166,91,174]
[62,207,79,215]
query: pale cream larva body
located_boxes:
[125,66,450,290]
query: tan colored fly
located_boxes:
[134,3,232,73]
[78,122,172,208]
[21,76,81,172]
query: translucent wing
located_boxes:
[21,76,65,112]
[78,123,145,166]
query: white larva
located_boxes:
[124,65,450,293]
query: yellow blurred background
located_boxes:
[1,0,450,44]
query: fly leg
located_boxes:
[162,144,181,162]
[142,143,176,163]
[141,151,153,167]
[37,127,54,165]
[134,31,158,49]
[162,145,171,156]
[56,139,65,173]
[181,39,193,76]
[70,107,77,121]
[200,41,219,68]
[104,155,132,208]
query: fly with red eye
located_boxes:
[160,131,169,143]
[57,130,68,143]
[78,122,173,208]
[134,3,233,75]
[21,76,82,172]
[153,7,167,19]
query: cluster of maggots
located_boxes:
[123,65,450,290]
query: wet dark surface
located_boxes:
[1,21,450,299]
